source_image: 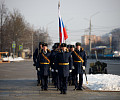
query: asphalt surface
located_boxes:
[0,59,120,100]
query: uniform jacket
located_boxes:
[72,48,87,74]
[50,49,59,70]
[56,50,73,77]
[38,49,51,76]
[33,47,42,69]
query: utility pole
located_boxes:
[109,34,112,48]
[31,29,33,59]
[89,19,91,58]
[89,12,100,59]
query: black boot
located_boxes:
[37,83,40,86]
[63,91,67,94]
[60,90,63,94]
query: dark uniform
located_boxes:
[69,45,75,85]
[72,42,87,90]
[38,43,51,90]
[33,42,43,86]
[50,43,59,89]
[56,43,73,94]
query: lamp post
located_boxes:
[89,12,100,59]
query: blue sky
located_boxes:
[4,0,120,43]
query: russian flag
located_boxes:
[58,5,68,43]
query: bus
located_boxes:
[91,46,113,58]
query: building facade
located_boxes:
[81,35,101,45]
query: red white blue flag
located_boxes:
[58,2,68,43]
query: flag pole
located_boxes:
[58,0,60,44]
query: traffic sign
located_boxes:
[12,44,16,48]
[19,45,23,50]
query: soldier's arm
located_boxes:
[69,53,73,70]
[54,53,59,70]
[33,48,38,65]
[83,51,87,67]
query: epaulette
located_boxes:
[66,48,69,52]
[55,48,59,51]
[47,49,51,53]
[58,49,61,53]
[39,49,42,53]
[81,47,84,51]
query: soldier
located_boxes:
[70,45,75,85]
[56,43,73,94]
[72,42,87,90]
[67,44,71,52]
[33,42,43,86]
[50,43,60,89]
[38,43,51,91]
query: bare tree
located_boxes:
[1,2,52,57]
[0,1,8,51]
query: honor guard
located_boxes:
[33,42,43,86]
[67,44,71,52]
[56,43,73,94]
[38,43,51,91]
[50,43,60,89]
[72,42,87,90]
[69,45,75,85]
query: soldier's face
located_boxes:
[76,46,81,50]
[71,48,74,51]
[40,45,42,49]
[43,46,47,51]
[62,47,66,51]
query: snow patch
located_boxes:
[2,56,24,62]
[83,74,120,91]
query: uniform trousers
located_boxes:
[59,76,68,92]
[74,73,83,89]
[41,75,48,90]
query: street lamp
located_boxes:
[89,12,100,59]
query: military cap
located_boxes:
[70,45,75,48]
[54,43,60,48]
[76,42,81,46]
[39,42,43,45]
[67,45,71,48]
[61,43,67,47]
[42,43,48,47]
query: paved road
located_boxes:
[0,59,120,100]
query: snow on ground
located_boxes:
[2,56,24,62]
[83,74,120,91]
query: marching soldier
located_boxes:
[67,44,71,52]
[38,43,51,91]
[50,43,60,89]
[70,45,75,85]
[72,42,87,90]
[56,43,73,94]
[33,42,43,86]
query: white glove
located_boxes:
[51,69,54,72]
[72,66,75,69]
[38,68,40,71]
[56,70,58,72]
[69,70,72,72]
[49,67,51,70]
[82,66,85,70]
